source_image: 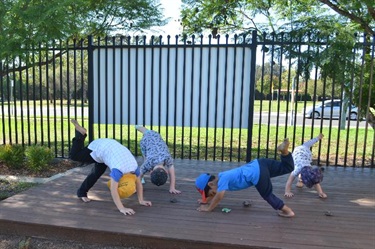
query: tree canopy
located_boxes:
[0,0,167,58]
[180,0,374,36]
[181,0,375,125]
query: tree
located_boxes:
[181,0,374,36]
[0,0,167,105]
[0,0,167,74]
[181,0,375,127]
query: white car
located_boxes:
[304,99,358,120]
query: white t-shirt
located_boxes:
[88,138,138,174]
[292,145,312,176]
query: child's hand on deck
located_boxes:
[119,207,135,215]
[169,188,181,194]
[197,205,210,212]
[139,200,152,206]
[284,191,294,198]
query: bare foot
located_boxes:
[296,181,304,188]
[319,192,327,199]
[277,138,290,155]
[278,205,295,218]
[71,119,87,135]
[317,133,324,140]
[135,125,148,134]
[79,197,91,203]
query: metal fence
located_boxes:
[0,32,374,167]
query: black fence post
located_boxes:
[87,36,94,142]
[246,30,258,162]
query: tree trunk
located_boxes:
[367,111,375,129]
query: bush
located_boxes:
[0,144,25,169]
[25,145,54,172]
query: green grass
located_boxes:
[1,99,312,114]
[1,99,88,108]
[0,179,39,200]
[0,117,373,167]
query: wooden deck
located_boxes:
[0,159,374,249]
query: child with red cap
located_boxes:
[195,138,295,217]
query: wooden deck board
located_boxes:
[0,159,374,249]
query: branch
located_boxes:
[238,9,259,31]
[0,51,66,77]
[318,0,374,35]
[366,3,375,21]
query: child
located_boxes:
[69,119,152,216]
[136,125,181,194]
[284,133,327,198]
[195,138,295,218]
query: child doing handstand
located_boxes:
[136,125,181,194]
[284,133,327,199]
[69,119,152,216]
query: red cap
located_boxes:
[195,173,211,203]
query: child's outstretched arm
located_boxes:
[135,176,152,206]
[284,173,296,197]
[168,165,181,194]
[110,180,136,215]
[197,191,225,212]
[314,183,327,198]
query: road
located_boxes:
[253,112,367,128]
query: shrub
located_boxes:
[0,144,25,169]
[25,145,54,172]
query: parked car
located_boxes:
[304,99,358,120]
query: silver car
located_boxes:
[304,99,358,120]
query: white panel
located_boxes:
[93,45,253,128]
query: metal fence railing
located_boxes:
[0,32,374,167]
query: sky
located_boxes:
[156,0,268,37]
[155,0,183,36]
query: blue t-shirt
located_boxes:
[217,160,260,192]
[110,166,141,182]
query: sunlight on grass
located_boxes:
[0,116,373,166]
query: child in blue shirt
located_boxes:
[195,138,295,217]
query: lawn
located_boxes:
[1,117,373,167]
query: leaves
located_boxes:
[181,0,374,117]
[0,0,167,58]
[181,0,374,36]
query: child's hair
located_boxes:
[204,175,216,197]
[150,168,168,186]
[300,167,324,188]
